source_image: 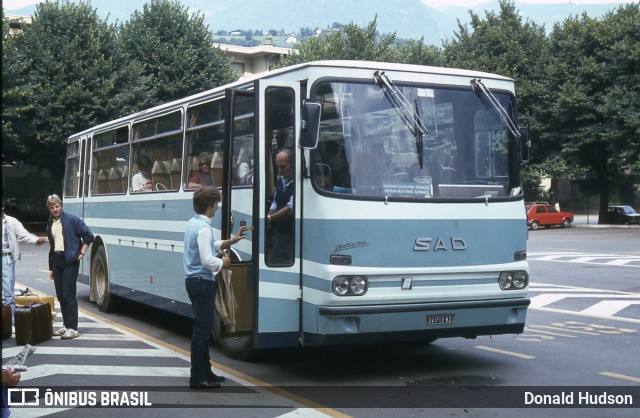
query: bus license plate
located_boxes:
[427,314,454,325]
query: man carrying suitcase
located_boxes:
[45,195,93,340]
[2,203,47,327]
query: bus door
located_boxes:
[218,82,302,358]
[258,80,302,349]
[216,88,257,357]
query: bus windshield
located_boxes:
[311,80,520,200]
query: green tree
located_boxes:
[281,16,398,66]
[442,0,550,200]
[281,16,444,67]
[394,39,445,67]
[118,0,237,109]
[2,11,22,164]
[2,1,136,193]
[540,3,640,220]
[443,0,549,131]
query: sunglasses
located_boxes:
[199,161,211,167]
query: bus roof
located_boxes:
[68,60,513,140]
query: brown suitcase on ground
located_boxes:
[14,302,52,345]
[16,293,56,320]
[2,303,11,339]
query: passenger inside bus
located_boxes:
[188,152,214,189]
[131,155,153,192]
[236,146,254,186]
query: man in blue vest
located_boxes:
[267,148,295,265]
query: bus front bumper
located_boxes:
[305,298,530,346]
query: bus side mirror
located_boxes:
[519,127,531,166]
[300,101,321,149]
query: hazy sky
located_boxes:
[4,0,636,10]
[422,0,634,5]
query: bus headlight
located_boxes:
[499,271,528,290]
[511,271,528,289]
[350,276,367,295]
[333,277,350,295]
[333,276,368,296]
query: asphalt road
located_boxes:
[3,226,639,417]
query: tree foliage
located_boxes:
[280,16,444,67]
[281,16,398,66]
[3,1,638,211]
[443,1,549,134]
[118,0,236,109]
[442,1,551,202]
[2,1,128,190]
[539,3,640,219]
[2,0,237,195]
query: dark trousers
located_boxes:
[185,276,216,379]
[52,253,79,330]
[269,229,294,265]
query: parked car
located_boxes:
[525,202,574,230]
[606,205,640,225]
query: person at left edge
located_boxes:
[45,194,94,341]
[2,203,47,326]
[2,366,21,418]
[184,186,247,389]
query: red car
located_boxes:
[525,202,574,230]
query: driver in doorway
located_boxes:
[267,148,294,265]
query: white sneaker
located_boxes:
[61,329,79,340]
[53,327,67,336]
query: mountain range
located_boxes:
[6,0,630,44]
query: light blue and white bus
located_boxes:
[63,60,531,359]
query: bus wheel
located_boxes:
[212,314,256,361]
[92,246,116,312]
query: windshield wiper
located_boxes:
[374,71,428,168]
[471,78,520,138]
[414,101,424,169]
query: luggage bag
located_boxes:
[2,303,11,339]
[14,302,53,345]
[16,293,56,320]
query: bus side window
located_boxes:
[64,142,80,198]
[152,160,171,191]
[108,167,122,194]
[92,126,130,196]
[96,169,109,195]
[234,143,254,186]
[121,165,129,192]
[170,158,181,190]
[211,150,223,186]
[132,111,183,192]
[185,99,225,190]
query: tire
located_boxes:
[92,245,117,312]
[562,218,571,228]
[530,221,539,230]
[212,313,256,361]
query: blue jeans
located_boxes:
[51,253,79,330]
[2,385,10,418]
[185,276,216,379]
[2,254,16,324]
